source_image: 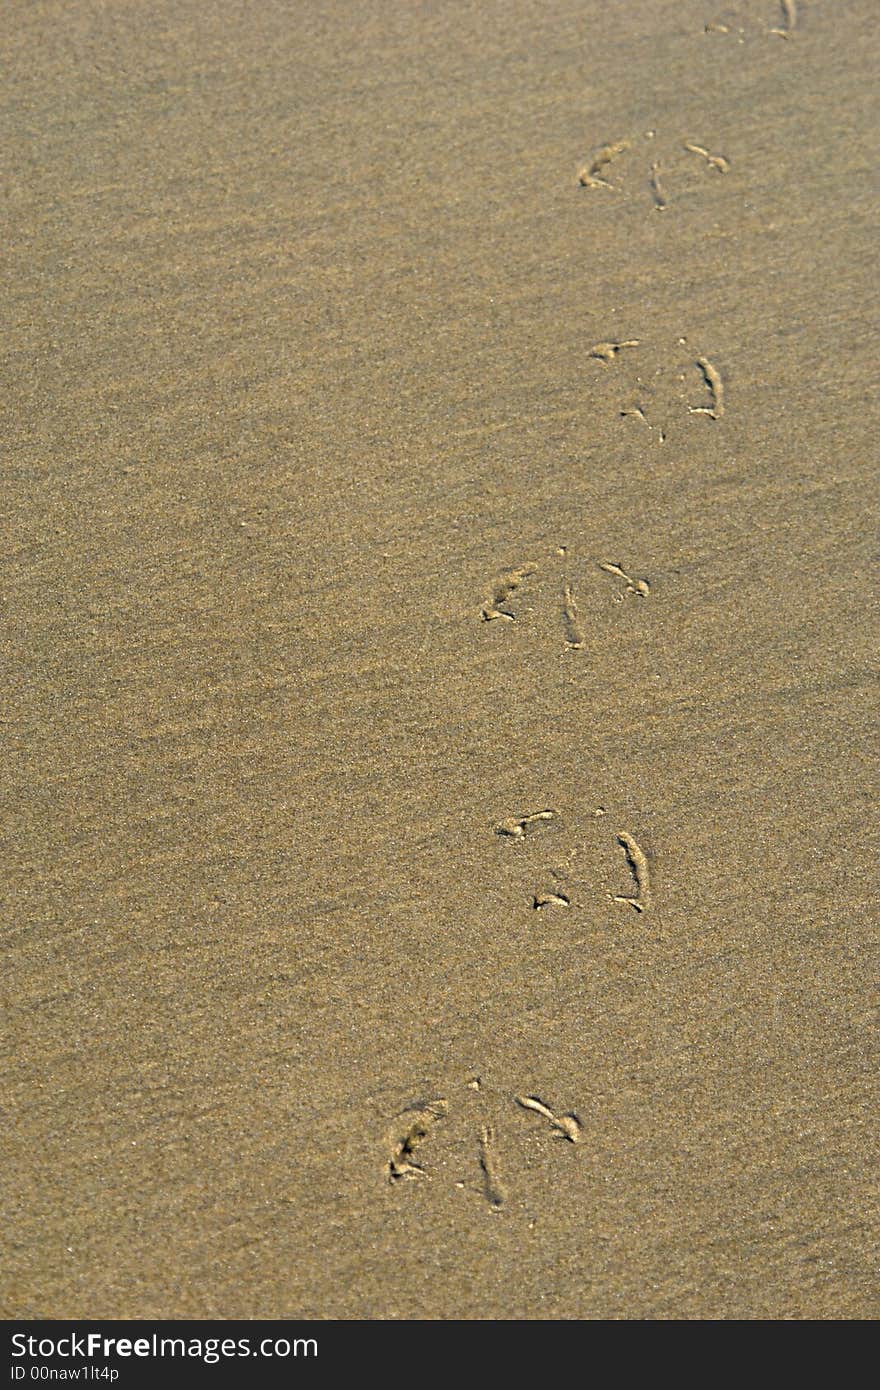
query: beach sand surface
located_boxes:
[1,0,877,1318]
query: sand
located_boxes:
[1,0,877,1319]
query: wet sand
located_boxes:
[1,0,877,1318]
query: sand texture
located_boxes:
[1,0,878,1318]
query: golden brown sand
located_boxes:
[1,0,877,1318]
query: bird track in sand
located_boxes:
[578,127,732,210]
[386,1080,582,1207]
[479,544,656,650]
[705,1,798,40]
